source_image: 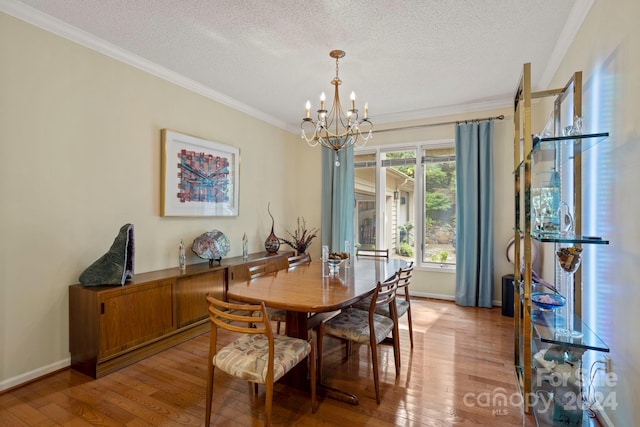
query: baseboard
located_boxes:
[412,291,455,301]
[0,358,70,392]
[412,292,503,308]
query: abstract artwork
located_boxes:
[161,129,239,216]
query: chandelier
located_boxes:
[301,50,373,165]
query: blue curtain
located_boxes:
[455,122,494,307]
[321,147,354,254]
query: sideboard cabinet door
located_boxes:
[99,279,175,358]
[175,269,225,328]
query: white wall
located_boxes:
[545,0,640,425]
[0,12,317,388]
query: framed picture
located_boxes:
[161,129,239,216]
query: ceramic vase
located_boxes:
[264,203,280,254]
[265,226,280,254]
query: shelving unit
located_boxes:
[512,63,610,426]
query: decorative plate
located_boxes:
[192,230,230,263]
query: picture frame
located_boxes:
[161,129,239,217]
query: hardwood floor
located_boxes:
[1,298,540,426]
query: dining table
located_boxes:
[226,255,407,404]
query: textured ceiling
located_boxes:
[3,0,588,132]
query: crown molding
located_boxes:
[538,0,596,90]
[374,97,512,125]
[0,0,289,130]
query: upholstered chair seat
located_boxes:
[352,296,409,319]
[214,333,311,383]
[322,307,395,344]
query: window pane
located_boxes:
[383,150,416,261]
[423,147,456,265]
[354,153,377,250]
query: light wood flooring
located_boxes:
[1,298,543,426]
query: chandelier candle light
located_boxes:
[301,50,373,166]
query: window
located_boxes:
[354,152,377,250]
[382,150,416,260]
[422,146,456,266]
[353,142,456,268]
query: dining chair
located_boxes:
[316,273,401,404]
[287,253,312,269]
[205,296,316,427]
[247,263,278,279]
[352,261,415,348]
[247,264,287,334]
[355,248,389,258]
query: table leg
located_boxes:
[282,311,309,388]
[282,310,359,405]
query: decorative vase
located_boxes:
[179,239,186,272]
[265,203,280,254]
[242,233,249,259]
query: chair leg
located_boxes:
[309,339,317,413]
[370,336,381,404]
[265,380,273,427]
[205,364,215,427]
[276,321,281,335]
[316,324,324,383]
[392,317,401,373]
[407,306,414,348]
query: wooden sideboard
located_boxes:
[69,251,293,378]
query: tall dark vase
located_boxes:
[265,203,280,254]
[265,225,280,254]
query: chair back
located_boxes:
[206,296,272,336]
[356,248,389,258]
[287,253,311,269]
[369,272,399,320]
[247,263,277,281]
[205,295,316,425]
[398,261,414,289]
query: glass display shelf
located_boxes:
[514,132,609,173]
[531,309,609,353]
[511,229,610,244]
[532,233,610,245]
[532,132,609,154]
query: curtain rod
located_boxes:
[372,114,504,134]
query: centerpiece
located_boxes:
[279,217,319,255]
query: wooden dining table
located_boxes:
[226,255,407,404]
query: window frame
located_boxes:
[354,139,456,272]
